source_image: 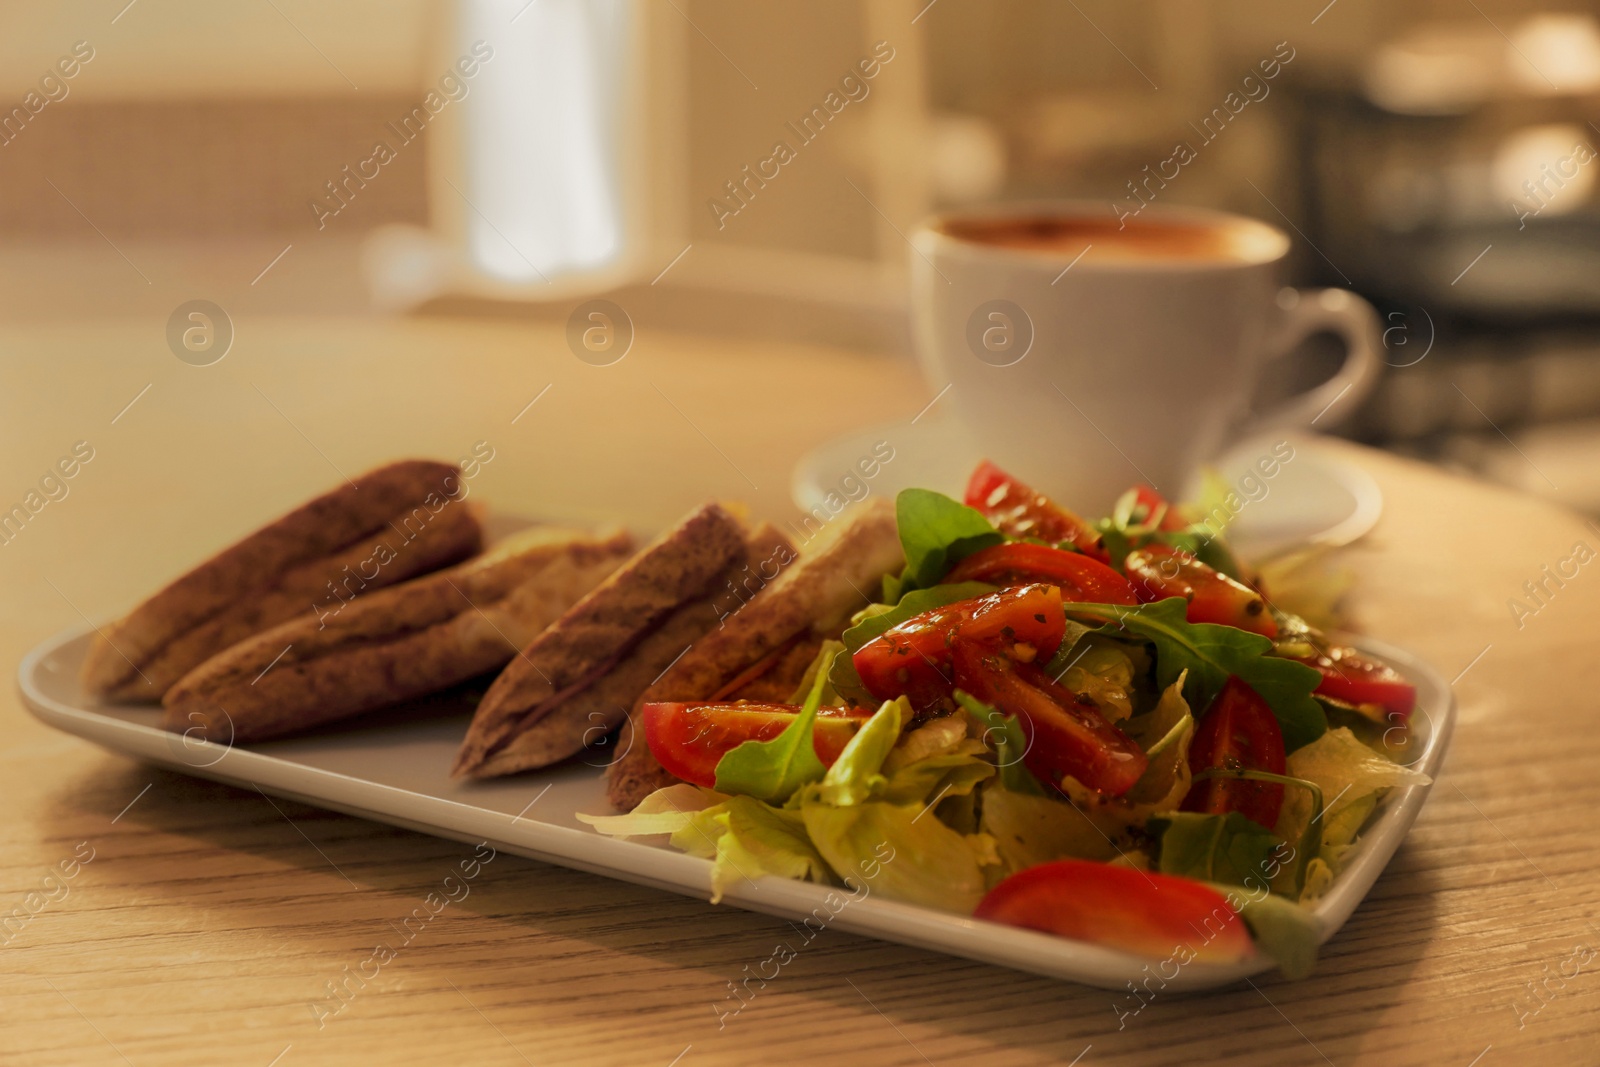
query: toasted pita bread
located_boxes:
[462,522,794,779]
[84,459,482,702]
[161,526,633,743]
[606,498,904,811]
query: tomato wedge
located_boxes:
[641,702,872,788]
[1127,484,1189,531]
[1294,645,1416,719]
[964,460,1109,562]
[944,543,1138,605]
[1181,677,1287,829]
[1124,543,1277,638]
[975,860,1255,962]
[853,585,1066,709]
[952,642,1147,796]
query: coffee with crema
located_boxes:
[910,201,1379,513]
[940,214,1277,264]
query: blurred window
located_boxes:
[458,0,631,282]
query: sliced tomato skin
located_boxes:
[944,543,1138,605]
[952,642,1147,796]
[1128,484,1189,531]
[975,860,1255,962]
[641,702,872,788]
[1125,544,1278,638]
[964,460,1109,562]
[1181,677,1287,829]
[1295,646,1416,719]
[852,585,1066,708]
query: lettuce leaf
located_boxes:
[703,797,832,902]
[1057,675,1195,835]
[1275,726,1431,870]
[1070,599,1326,752]
[1044,633,1139,722]
[980,787,1117,874]
[1117,674,1197,806]
[882,748,994,808]
[884,489,1004,601]
[811,697,906,807]
[809,699,995,810]
[1215,885,1322,980]
[800,799,993,912]
[576,783,729,838]
[796,701,999,911]
[580,787,831,904]
[714,649,835,803]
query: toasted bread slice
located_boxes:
[161,526,634,743]
[464,522,795,779]
[451,503,752,778]
[84,459,483,702]
[606,498,904,811]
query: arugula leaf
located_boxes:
[1157,529,1246,582]
[1195,767,1324,893]
[1038,619,1096,678]
[1148,811,1288,890]
[841,581,998,651]
[1093,486,1244,579]
[1069,599,1326,751]
[953,691,1045,795]
[714,650,833,803]
[1093,518,1133,571]
[886,489,1004,600]
[825,650,876,708]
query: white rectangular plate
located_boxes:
[19,627,1453,991]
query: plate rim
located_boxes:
[17,623,1454,992]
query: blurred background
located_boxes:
[5,0,1600,514]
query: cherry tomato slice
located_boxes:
[1124,543,1277,638]
[975,859,1255,962]
[641,702,872,789]
[965,460,1110,562]
[945,543,1138,604]
[1295,646,1416,719]
[853,585,1066,708]
[1128,484,1189,531]
[952,642,1148,796]
[1181,677,1288,829]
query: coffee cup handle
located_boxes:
[1242,288,1382,435]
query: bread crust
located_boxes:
[161,526,634,743]
[84,459,482,702]
[605,498,904,811]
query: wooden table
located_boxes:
[4,316,1599,1066]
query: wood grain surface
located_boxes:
[4,317,1599,1066]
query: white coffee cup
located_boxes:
[909,201,1381,514]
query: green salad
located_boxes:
[583,463,1430,978]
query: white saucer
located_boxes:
[792,416,1382,561]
